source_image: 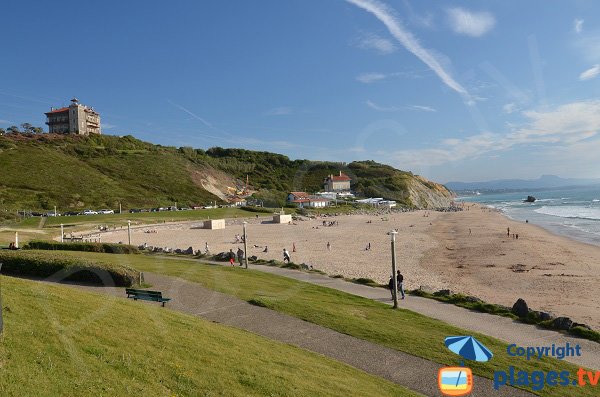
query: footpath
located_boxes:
[216,260,599,371]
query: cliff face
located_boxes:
[407,176,454,209]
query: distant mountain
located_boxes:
[446,175,600,192]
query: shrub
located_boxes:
[0,250,139,287]
[25,240,139,254]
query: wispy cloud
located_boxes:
[356,72,387,83]
[579,64,600,81]
[102,123,117,130]
[366,100,435,112]
[354,32,396,54]
[446,8,495,37]
[574,19,584,34]
[167,99,212,128]
[0,119,15,125]
[401,0,433,28]
[264,106,293,116]
[385,100,600,167]
[503,103,518,114]
[346,0,471,101]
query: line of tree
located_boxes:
[0,123,44,135]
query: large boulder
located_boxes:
[215,252,230,261]
[571,322,592,330]
[552,317,573,330]
[511,298,529,318]
[433,289,453,297]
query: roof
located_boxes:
[325,172,351,182]
[45,107,69,114]
[289,191,310,198]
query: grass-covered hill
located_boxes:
[0,133,453,213]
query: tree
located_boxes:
[31,127,44,134]
[21,123,33,133]
[6,126,19,134]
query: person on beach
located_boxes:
[327,242,331,251]
[204,242,209,254]
[283,248,291,263]
[507,227,510,237]
[228,249,235,266]
[396,270,405,299]
[237,247,244,266]
[263,246,268,253]
[293,242,296,252]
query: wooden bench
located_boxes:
[126,288,171,307]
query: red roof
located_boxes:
[326,172,351,182]
[45,107,69,114]
[289,191,310,198]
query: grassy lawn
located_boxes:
[47,251,596,397]
[0,275,417,397]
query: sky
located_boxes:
[2,0,600,183]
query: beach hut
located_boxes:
[203,219,226,230]
[273,214,292,224]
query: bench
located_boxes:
[126,288,171,307]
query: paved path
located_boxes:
[54,272,532,397]
[197,258,599,371]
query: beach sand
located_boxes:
[98,206,600,329]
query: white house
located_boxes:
[287,192,331,208]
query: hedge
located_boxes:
[0,250,140,287]
[25,240,139,254]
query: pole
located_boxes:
[14,232,18,249]
[54,206,57,217]
[60,224,64,243]
[119,202,122,214]
[243,221,248,269]
[390,230,398,309]
[127,220,131,246]
[0,262,3,334]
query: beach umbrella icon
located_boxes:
[444,336,493,362]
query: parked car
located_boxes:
[63,211,80,216]
[44,212,61,217]
[129,208,142,213]
[98,209,115,214]
[82,209,98,215]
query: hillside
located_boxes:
[0,134,453,214]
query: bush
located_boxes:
[25,240,139,254]
[0,250,139,287]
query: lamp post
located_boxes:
[390,230,399,309]
[14,232,18,249]
[60,224,64,243]
[243,221,248,269]
[127,220,131,246]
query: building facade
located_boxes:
[287,192,331,208]
[323,171,351,192]
[45,98,101,135]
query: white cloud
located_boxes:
[446,8,496,37]
[503,103,518,114]
[386,100,600,167]
[102,123,117,130]
[167,99,213,128]
[346,0,471,101]
[0,119,14,125]
[355,32,396,54]
[356,72,387,83]
[265,106,293,116]
[366,100,435,112]
[411,105,436,112]
[579,64,600,81]
[574,19,584,33]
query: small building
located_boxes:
[45,98,101,135]
[356,198,397,208]
[273,214,293,224]
[230,197,247,207]
[203,219,225,229]
[287,192,331,208]
[323,171,351,192]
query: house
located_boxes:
[287,192,331,208]
[323,171,351,192]
[230,197,247,207]
[45,98,101,135]
[356,198,397,208]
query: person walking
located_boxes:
[326,241,331,251]
[388,275,395,300]
[204,241,209,254]
[228,249,235,266]
[396,270,405,299]
[237,247,245,266]
[283,248,291,263]
[292,242,296,252]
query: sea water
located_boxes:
[458,185,600,247]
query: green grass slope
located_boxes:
[0,275,417,396]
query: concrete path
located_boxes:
[199,259,599,371]
[53,272,532,397]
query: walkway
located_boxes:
[56,272,532,397]
[201,258,600,371]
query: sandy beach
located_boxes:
[97,206,600,330]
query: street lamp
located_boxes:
[243,221,248,269]
[60,223,64,243]
[389,230,399,309]
[127,220,131,246]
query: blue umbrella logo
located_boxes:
[445,336,493,362]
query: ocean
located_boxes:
[457,185,600,247]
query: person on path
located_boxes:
[228,249,235,266]
[283,248,291,263]
[237,247,245,266]
[388,276,395,299]
[396,270,405,299]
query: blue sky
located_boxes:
[2,0,600,183]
